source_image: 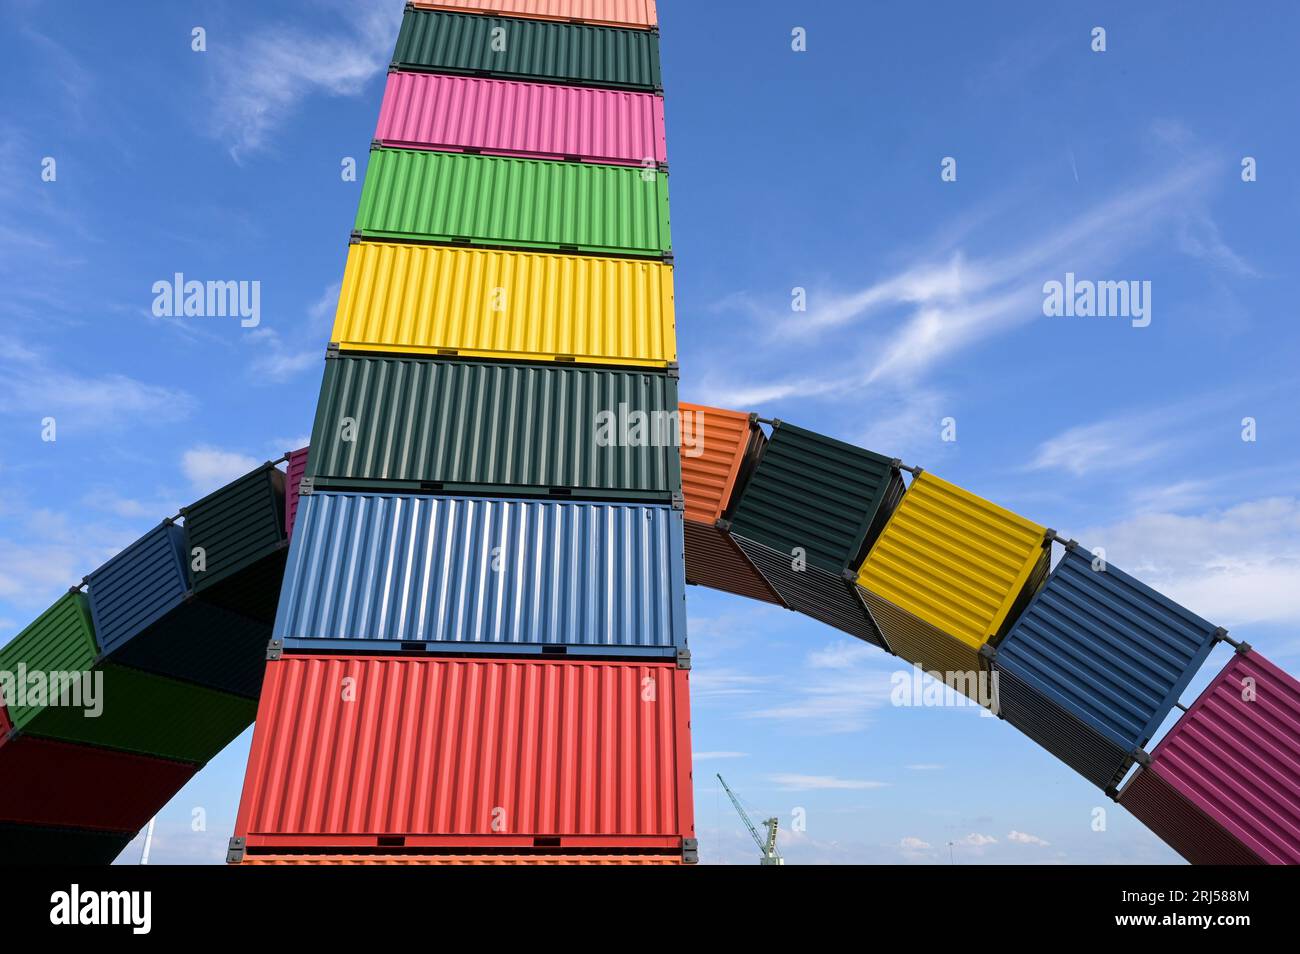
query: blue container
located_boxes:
[86,521,272,699]
[276,491,688,660]
[991,546,1221,789]
[86,522,189,655]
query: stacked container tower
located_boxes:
[2,0,1298,868]
[228,0,696,866]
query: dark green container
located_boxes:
[0,593,97,732]
[21,664,255,766]
[393,9,662,92]
[306,354,682,503]
[0,823,134,865]
[726,422,903,576]
[183,463,287,620]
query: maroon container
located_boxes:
[285,447,310,540]
[0,735,196,833]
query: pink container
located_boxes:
[284,447,309,540]
[375,72,667,168]
[1147,650,1300,864]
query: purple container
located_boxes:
[284,448,309,541]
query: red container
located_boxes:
[1118,768,1263,865]
[239,854,682,865]
[0,735,196,833]
[375,72,667,167]
[0,687,10,737]
[284,447,310,540]
[1140,649,1300,864]
[233,655,694,855]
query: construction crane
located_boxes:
[717,774,784,865]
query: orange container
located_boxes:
[408,0,658,30]
[679,403,764,525]
[238,854,683,865]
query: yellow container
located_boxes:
[331,242,677,369]
[856,471,1050,694]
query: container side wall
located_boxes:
[285,448,310,540]
[407,0,658,30]
[0,593,99,731]
[678,404,753,525]
[1119,768,1264,865]
[85,523,188,657]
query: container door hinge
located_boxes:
[676,647,692,670]
[682,838,699,864]
[227,837,246,864]
[267,639,284,661]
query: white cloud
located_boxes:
[905,764,944,772]
[769,774,889,792]
[209,6,402,160]
[956,832,998,848]
[1008,830,1051,847]
[247,282,340,383]
[899,836,934,860]
[182,446,259,494]
[0,509,138,612]
[1028,418,1177,477]
[693,752,748,761]
[689,668,774,699]
[1078,497,1300,629]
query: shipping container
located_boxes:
[0,692,9,737]
[734,536,886,648]
[83,516,272,699]
[683,520,782,606]
[355,149,672,259]
[20,663,255,766]
[306,354,682,501]
[679,403,765,526]
[238,854,682,865]
[0,592,98,732]
[989,547,1221,790]
[0,822,135,865]
[183,463,287,628]
[727,421,903,577]
[285,447,310,540]
[1141,650,1300,864]
[333,242,676,368]
[393,10,662,91]
[0,735,196,833]
[408,0,659,30]
[856,471,1050,695]
[1118,768,1264,865]
[376,72,667,167]
[233,655,694,854]
[276,491,687,659]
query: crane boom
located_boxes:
[717,774,784,865]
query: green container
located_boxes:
[355,149,672,259]
[393,9,662,92]
[22,664,255,766]
[727,422,904,576]
[183,463,286,604]
[306,354,682,502]
[0,593,98,732]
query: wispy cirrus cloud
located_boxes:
[181,446,259,495]
[208,3,401,160]
[768,774,889,792]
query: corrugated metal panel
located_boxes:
[408,0,659,30]
[240,854,681,865]
[993,667,1134,789]
[728,422,899,576]
[857,470,1050,650]
[733,536,886,648]
[285,447,310,540]
[0,693,9,737]
[183,463,287,595]
[0,736,197,833]
[85,522,187,657]
[376,72,666,167]
[683,520,783,606]
[306,355,682,501]
[0,592,98,731]
[993,547,1220,754]
[103,598,272,700]
[1147,650,1300,865]
[22,664,255,766]
[234,655,694,849]
[355,149,672,259]
[333,243,676,368]
[679,403,761,525]
[1118,768,1264,865]
[393,10,662,91]
[275,492,687,657]
[0,823,134,865]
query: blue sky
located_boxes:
[2,0,1297,864]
